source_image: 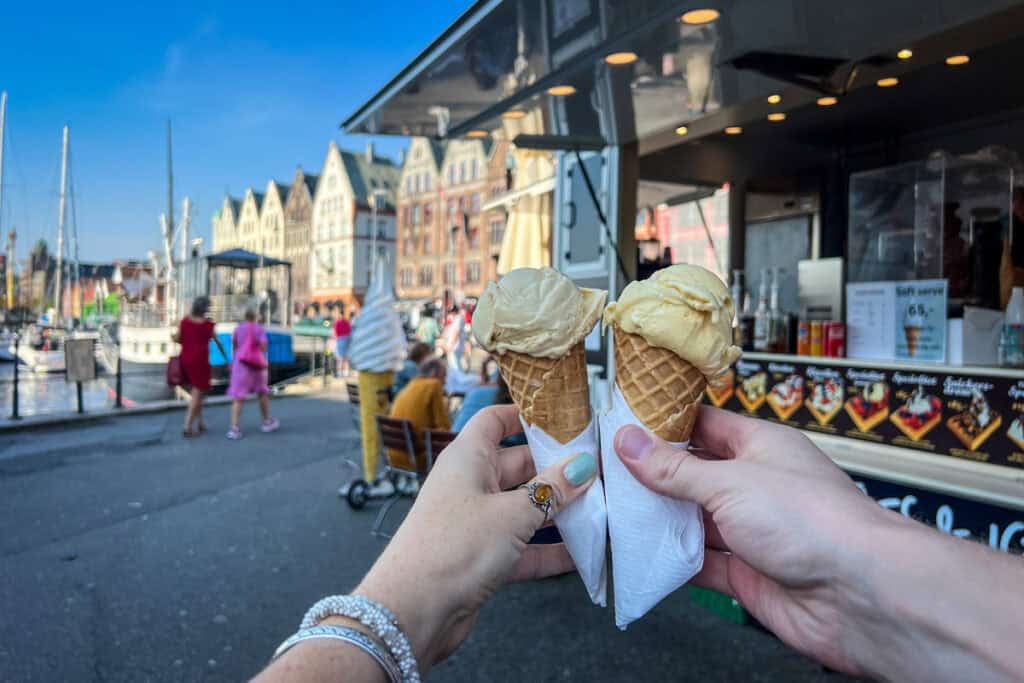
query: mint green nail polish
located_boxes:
[564,452,597,486]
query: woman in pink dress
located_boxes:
[226,306,280,440]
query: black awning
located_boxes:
[205,249,290,269]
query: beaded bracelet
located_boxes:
[273,624,401,682]
[302,595,420,682]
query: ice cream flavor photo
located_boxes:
[737,371,767,413]
[767,374,804,421]
[890,386,942,441]
[947,388,1001,452]
[705,368,735,407]
[805,377,843,425]
[845,380,890,432]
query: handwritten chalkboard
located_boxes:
[65,338,96,383]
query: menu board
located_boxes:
[846,279,947,362]
[707,359,1024,470]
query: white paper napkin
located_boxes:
[600,385,704,629]
[520,416,607,607]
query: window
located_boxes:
[402,206,410,228]
[490,219,505,246]
[447,165,455,186]
[423,233,433,255]
[425,174,431,192]
[401,267,413,287]
[471,159,478,180]
[447,198,457,216]
[423,203,433,225]
[419,265,433,286]
[329,176,337,190]
[403,239,413,256]
[447,228,458,255]
[443,262,456,285]
[466,261,481,283]
[412,204,421,226]
[459,161,466,184]
[467,227,480,250]
[471,193,480,214]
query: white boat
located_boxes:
[0,331,14,361]
[12,325,67,372]
[17,345,65,373]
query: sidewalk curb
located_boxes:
[0,388,340,435]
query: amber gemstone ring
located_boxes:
[519,481,555,523]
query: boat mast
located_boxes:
[0,91,6,261]
[55,124,69,326]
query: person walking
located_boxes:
[172,296,227,438]
[226,305,280,440]
[333,309,352,377]
[415,306,440,348]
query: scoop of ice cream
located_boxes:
[604,264,741,379]
[904,306,926,328]
[472,267,607,359]
[348,260,407,372]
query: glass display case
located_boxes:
[848,156,1013,310]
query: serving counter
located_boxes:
[711,352,1024,553]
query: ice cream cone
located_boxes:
[498,341,591,444]
[612,325,707,442]
[904,326,921,356]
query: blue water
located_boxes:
[0,362,114,418]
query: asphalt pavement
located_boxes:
[0,392,851,682]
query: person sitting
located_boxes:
[388,359,450,474]
[392,342,433,396]
[452,357,508,432]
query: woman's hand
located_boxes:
[355,405,598,671]
[614,406,1024,681]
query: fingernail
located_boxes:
[563,452,597,486]
[617,426,653,462]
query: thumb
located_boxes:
[614,425,728,506]
[496,451,599,541]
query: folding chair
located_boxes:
[425,429,457,466]
[372,415,428,538]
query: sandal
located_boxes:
[198,422,208,434]
[183,428,196,438]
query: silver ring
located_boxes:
[518,480,555,523]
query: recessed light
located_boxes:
[547,85,576,96]
[466,130,489,138]
[502,110,527,120]
[767,112,786,122]
[897,49,913,60]
[605,51,638,65]
[767,94,781,104]
[817,96,838,107]
[675,126,689,136]
[946,55,970,66]
[681,8,720,25]
[724,126,742,135]
[877,77,899,88]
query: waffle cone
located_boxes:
[612,325,707,442]
[497,342,591,444]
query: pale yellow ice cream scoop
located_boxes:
[473,267,607,358]
[604,264,741,379]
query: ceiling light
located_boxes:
[946,55,970,66]
[767,94,781,104]
[501,110,527,120]
[897,48,913,60]
[605,51,638,65]
[466,130,489,138]
[724,126,742,135]
[681,8,720,25]
[767,112,786,122]
[877,77,899,88]
[675,126,689,136]
[547,84,576,96]
[817,96,838,107]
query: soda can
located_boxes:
[826,322,845,357]
[809,321,824,356]
[797,321,811,355]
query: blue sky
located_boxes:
[0,1,459,262]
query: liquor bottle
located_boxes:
[753,269,770,351]
[731,269,744,345]
[1000,287,1024,367]
[739,292,755,351]
[768,268,788,352]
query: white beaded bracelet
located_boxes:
[273,624,401,682]
[302,595,421,682]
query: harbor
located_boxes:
[0,391,843,682]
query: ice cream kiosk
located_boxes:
[344,0,1024,619]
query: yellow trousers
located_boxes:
[358,370,394,480]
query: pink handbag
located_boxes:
[236,327,268,369]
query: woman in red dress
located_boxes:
[172,297,227,437]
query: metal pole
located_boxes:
[11,334,19,420]
[0,91,6,260]
[76,381,84,414]
[55,125,69,325]
[115,352,123,408]
[322,337,328,388]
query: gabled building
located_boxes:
[395,136,445,300]
[259,180,290,260]
[284,166,318,313]
[237,189,265,253]
[310,141,399,312]
[212,195,243,252]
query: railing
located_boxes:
[121,302,169,328]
